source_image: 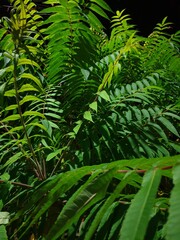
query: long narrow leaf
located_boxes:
[46,168,116,240]
[166,164,180,240]
[119,168,162,240]
[18,166,96,238]
[85,171,135,240]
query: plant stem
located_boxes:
[0,179,32,188]
[13,47,44,180]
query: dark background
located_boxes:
[0,0,179,36]
[106,0,180,36]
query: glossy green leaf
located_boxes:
[120,169,161,240]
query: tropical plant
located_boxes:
[0,0,179,239]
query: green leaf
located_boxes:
[46,149,62,162]
[19,96,43,105]
[5,104,18,111]
[8,126,24,133]
[120,168,161,240]
[1,152,23,169]
[18,59,40,68]
[83,111,93,122]
[87,11,103,29]
[73,120,82,134]
[46,168,116,240]
[0,83,6,107]
[85,171,134,240]
[158,117,179,137]
[18,166,96,238]
[166,164,180,240]
[18,84,39,92]
[0,212,10,225]
[81,68,90,80]
[2,114,20,122]
[0,173,10,181]
[0,28,7,39]
[28,122,48,132]
[89,101,98,113]
[163,112,180,121]
[44,112,61,119]
[91,0,112,12]
[22,111,45,118]
[0,225,8,240]
[169,143,180,153]
[4,89,15,97]
[90,3,109,20]
[97,90,110,102]
[20,73,42,89]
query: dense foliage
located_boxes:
[0,0,180,239]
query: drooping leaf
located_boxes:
[20,73,42,89]
[18,166,98,238]
[46,168,116,240]
[158,117,179,137]
[18,59,40,68]
[19,95,43,105]
[22,111,45,118]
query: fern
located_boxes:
[0,2,179,239]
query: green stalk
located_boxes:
[13,46,44,180]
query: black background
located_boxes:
[106,0,180,36]
[0,0,179,36]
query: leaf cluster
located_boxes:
[0,0,179,239]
